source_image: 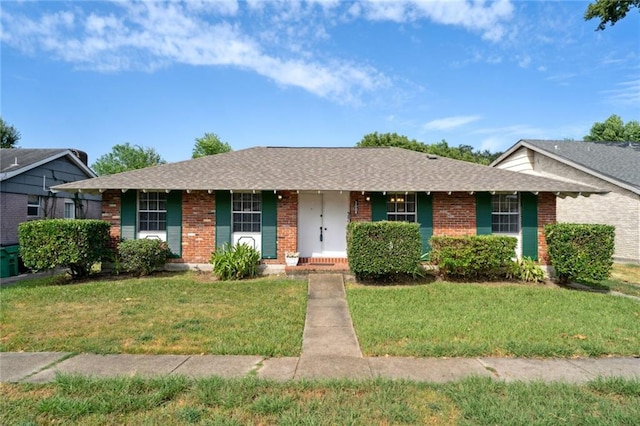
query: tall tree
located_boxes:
[356,132,500,165]
[584,114,640,142]
[192,132,232,158]
[91,143,166,176]
[585,0,640,30]
[0,117,21,148]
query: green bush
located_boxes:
[507,257,545,283]
[429,235,517,280]
[18,219,110,279]
[347,221,422,281]
[118,239,170,276]
[544,223,615,283]
[210,243,261,280]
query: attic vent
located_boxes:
[427,154,438,159]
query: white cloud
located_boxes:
[602,78,640,107]
[0,1,389,103]
[473,124,546,152]
[357,0,515,42]
[424,115,482,131]
[517,54,531,68]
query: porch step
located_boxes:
[285,258,350,275]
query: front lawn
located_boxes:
[348,282,640,358]
[1,375,638,425]
[580,263,640,297]
[0,273,307,356]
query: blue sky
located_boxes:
[2,1,639,165]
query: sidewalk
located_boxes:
[2,274,639,384]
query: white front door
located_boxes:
[298,192,349,258]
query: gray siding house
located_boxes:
[491,140,640,264]
[0,148,101,277]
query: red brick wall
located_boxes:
[264,191,298,264]
[349,192,372,222]
[101,190,121,250]
[433,192,476,236]
[537,192,556,264]
[180,191,215,264]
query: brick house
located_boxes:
[491,140,640,264]
[52,147,601,272]
[0,148,101,277]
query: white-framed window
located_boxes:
[138,192,167,231]
[492,194,520,233]
[386,192,416,222]
[27,195,41,217]
[233,193,261,232]
[64,199,76,219]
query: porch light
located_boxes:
[365,195,370,202]
[278,194,283,200]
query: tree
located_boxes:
[584,114,640,142]
[585,0,640,30]
[356,132,501,165]
[1,117,21,148]
[192,132,232,158]
[91,143,166,176]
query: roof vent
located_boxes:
[7,157,19,168]
[427,154,438,159]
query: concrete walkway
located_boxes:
[2,274,639,384]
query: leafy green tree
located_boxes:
[91,143,166,176]
[585,0,640,30]
[356,132,500,165]
[1,117,21,148]
[192,132,232,158]
[584,114,640,142]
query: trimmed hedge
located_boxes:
[118,239,170,276]
[347,221,422,281]
[18,219,110,279]
[544,223,615,283]
[430,235,517,280]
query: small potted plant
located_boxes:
[285,251,299,266]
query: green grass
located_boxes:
[347,282,640,357]
[579,263,640,297]
[2,374,638,425]
[0,272,307,356]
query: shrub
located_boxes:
[347,221,422,281]
[210,243,261,280]
[429,235,517,280]
[118,239,170,276]
[507,257,545,283]
[18,219,110,279]
[544,223,615,283]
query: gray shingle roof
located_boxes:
[515,140,640,192]
[0,148,95,181]
[52,146,602,194]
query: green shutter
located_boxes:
[521,192,538,260]
[416,192,433,254]
[121,190,137,241]
[476,192,492,235]
[261,191,277,259]
[215,191,231,249]
[371,192,387,221]
[166,191,182,257]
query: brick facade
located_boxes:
[180,191,216,264]
[433,192,476,236]
[349,192,372,222]
[101,189,557,266]
[537,192,555,264]
[101,190,122,250]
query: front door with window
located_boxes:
[298,192,349,258]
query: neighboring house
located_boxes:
[52,146,601,271]
[0,148,101,277]
[491,140,640,264]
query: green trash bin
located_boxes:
[0,245,20,278]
